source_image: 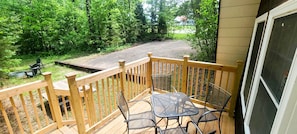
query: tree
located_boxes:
[134,2,147,40]
[157,0,167,35]
[191,0,218,62]
[175,1,192,17]
[0,7,21,86]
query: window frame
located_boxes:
[242,1,297,133]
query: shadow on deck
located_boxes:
[51,93,235,134]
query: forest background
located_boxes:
[0,0,218,86]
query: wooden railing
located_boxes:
[66,57,150,134]
[149,54,244,116]
[67,52,243,134]
[0,53,243,134]
[0,73,63,134]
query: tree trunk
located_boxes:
[86,0,94,36]
[191,0,201,34]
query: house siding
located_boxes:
[216,0,261,66]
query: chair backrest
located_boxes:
[151,74,173,92]
[116,91,129,120]
[205,83,231,110]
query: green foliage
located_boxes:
[135,2,148,41]
[2,0,210,86]
[175,1,192,17]
[0,4,22,86]
[191,0,218,62]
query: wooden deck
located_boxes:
[54,94,234,134]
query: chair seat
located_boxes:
[128,111,156,129]
[190,108,218,123]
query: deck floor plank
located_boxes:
[61,94,234,134]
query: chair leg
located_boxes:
[218,118,221,134]
[166,118,169,129]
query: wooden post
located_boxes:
[66,73,85,134]
[43,72,63,128]
[119,60,126,98]
[229,60,244,117]
[147,52,153,93]
[182,55,189,94]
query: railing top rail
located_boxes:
[0,80,47,100]
[75,57,149,87]
[188,60,237,72]
[151,56,184,64]
[76,66,121,87]
[151,56,237,72]
[125,57,149,69]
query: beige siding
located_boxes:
[217,0,261,66]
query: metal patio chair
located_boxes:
[151,74,179,128]
[116,91,157,134]
[190,83,231,134]
[157,121,205,134]
[151,74,177,94]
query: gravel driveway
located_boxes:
[61,40,195,70]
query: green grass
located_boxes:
[170,25,195,31]
[172,33,188,40]
[2,44,136,89]
[169,33,194,40]
[3,64,89,88]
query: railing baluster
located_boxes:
[172,64,177,89]
[107,77,112,114]
[96,81,102,120]
[0,100,13,133]
[189,66,195,96]
[219,70,224,87]
[133,67,137,97]
[199,69,205,98]
[68,97,75,119]
[227,72,231,90]
[127,69,131,99]
[116,74,120,94]
[182,55,189,93]
[194,68,200,98]
[9,97,24,134]
[88,83,96,125]
[112,75,116,110]
[101,79,107,117]
[37,88,49,125]
[136,66,140,95]
[29,91,41,129]
[61,96,68,119]
[19,94,34,133]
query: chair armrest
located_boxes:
[198,109,222,122]
[188,95,200,98]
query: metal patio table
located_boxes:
[151,92,199,125]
